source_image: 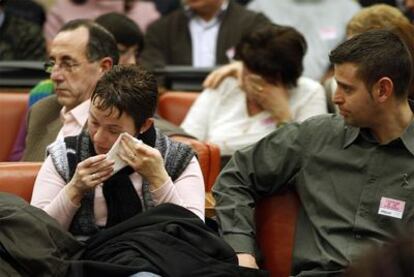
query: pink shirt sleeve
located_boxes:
[31,156,80,230]
[31,156,205,230]
[150,157,205,220]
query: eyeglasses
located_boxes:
[44,60,83,74]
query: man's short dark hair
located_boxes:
[235,24,307,88]
[329,27,414,99]
[95,12,144,56]
[91,65,158,130]
[59,19,120,65]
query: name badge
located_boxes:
[378,197,405,219]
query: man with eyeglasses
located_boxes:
[9,16,191,162]
[21,19,119,161]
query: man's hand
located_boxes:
[237,253,259,269]
[203,61,243,89]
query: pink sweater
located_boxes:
[31,156,205,230]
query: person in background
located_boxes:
[181,25,327,166]
[8,13,144,161]
[28,12,145,109]
[0,0,46,60]
[358,0,397,7]
[397,0,414,22]
[153,0,181,16]
[44,0,159,44]
[246,0,361,81]
[4,0,45,27]
[202,0,360,86]
[213,24,414,275]
[95,12,144,65]
[140,0,270,70]
[21,19,119,162]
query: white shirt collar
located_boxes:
[184,0,229,22]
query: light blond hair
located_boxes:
[346,4,409,37]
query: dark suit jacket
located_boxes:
[141,0,270,70]
[22,95,192,162]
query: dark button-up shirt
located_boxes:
[213,114,414,276]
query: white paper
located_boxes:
[106,132,142,174]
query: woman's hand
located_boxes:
[244,74,292,123]
[66,155,114,205]
[119,135,169,190]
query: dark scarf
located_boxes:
[49,126,195,236]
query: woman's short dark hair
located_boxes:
[235,24,307,88]
[60,19,120,65]
[91,65,158,130]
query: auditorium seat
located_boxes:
[0,92,28,161]
[158,91,199,126]
[171,135,220,192]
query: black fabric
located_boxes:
[0,193,266,276]
[0,241,21,274]
[103,166,142,228]
[67,203,268,277]
[0,193,83,277]
[137,124,156,148]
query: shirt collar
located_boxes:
[342,125,360,149]
[60,99,91,127]
[184,0,229,20]
[401,120,414,155]
[342,117,414,156]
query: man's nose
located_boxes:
[332,91,344,105]
[50,68,64,82]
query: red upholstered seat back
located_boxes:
[0,93,28,161]
[158,91,199,126]
[256,192,301,276]
[0,162,42,201]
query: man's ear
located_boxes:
[139,118,154,134]
[374,77,393,103]
[99,57,113,73]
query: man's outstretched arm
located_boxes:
[212,123,304,267]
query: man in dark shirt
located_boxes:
[213,24,414,275]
